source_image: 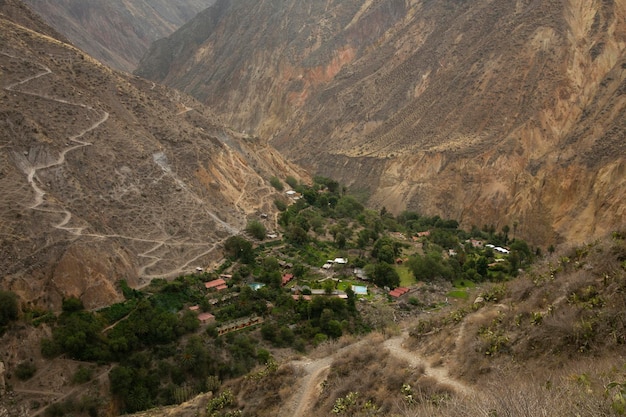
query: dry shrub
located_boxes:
[506,275,535,302]
[229,363,298,416]
[393,360,622,417]
[311,333,362,358]
[310,339,419,415]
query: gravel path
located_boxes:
[283,332,474,416]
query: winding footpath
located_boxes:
[3,51,108,234]
[283,332,474,417]
[1,51,243,280]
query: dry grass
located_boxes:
[227,363,299,416]
[398,234,626,415]
[388,358,625,417]
[222,236,626,416]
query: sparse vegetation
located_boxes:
[11,173,623,416]
[245,220,266,240]
[15,361,37,380]
[269,176,283,191]
[0,290,19,330]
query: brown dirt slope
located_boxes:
[137,0,626,247]
[0,6,303,311]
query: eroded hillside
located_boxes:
[0,5,303,311]
[23,0,215,72]
[137,0,626,247]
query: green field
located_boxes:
[396,265,416,287]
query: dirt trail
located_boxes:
[383,332,474,396]
[1,50,244,280]
[280,340,367,417]
[283,333,473,417]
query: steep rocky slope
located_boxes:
[0,1,302,311]
[137,0,626,247]
[23,0,215,72]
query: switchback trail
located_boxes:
[2,50,243,280]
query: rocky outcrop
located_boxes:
[137,0,626,247]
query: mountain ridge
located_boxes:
[23,0,215,72]
[0,4,302,311]
[136,0,626,247]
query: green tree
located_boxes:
[223,235,255,263]
[502,225,510,244]
[476,256,489,278]
[335,232,347,249]
[274,199,287,211]
[285,176,298,189]
[406,252,452,282]
[323,280,335,295]
[0,290,18,326]
[371,237,401,264]
[179,310,200,333]
[510,239,531,263]
[335,196,364,218]
[62,297,84,313]
[286,225,308,245]
[245,220,266,240]
[366,262,400,289]
[15,361,36,380]
[269,176,284,191]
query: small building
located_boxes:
[334,257,347,264]
[188,305,200,311]
[469,239,483,248]
[205,278,228,291]
[353,268,366,280]
[282,273,294,286]
[389,287,410,298]
[197,312,215,324]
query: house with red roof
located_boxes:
[282,273,294,286]
[205,278,228,291]
[389,287,410,298]
[197,312,215,324]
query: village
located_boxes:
[24,176,527,414]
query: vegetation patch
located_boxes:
[26,176,540,415]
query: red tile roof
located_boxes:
[389,287,410,298]
[197,312,215,322]
[282,274,294,285]
[205,278,227,289]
